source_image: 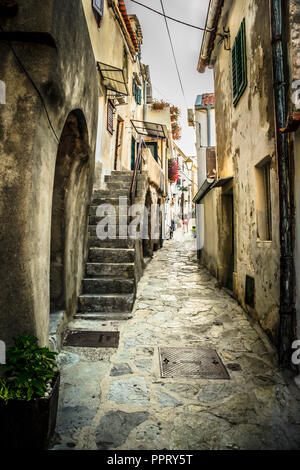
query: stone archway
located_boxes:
[50,110,90,316]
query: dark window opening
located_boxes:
[245,275,255,308]
[255,158,272,241]
[92,0,104,28]
[146,142,158,162]
[107,100,114,135]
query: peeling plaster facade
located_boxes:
[199,0,281,343]
[82,0,146,188]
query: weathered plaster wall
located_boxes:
[0,0,98,346]
[200,190,220,277]
[211,0,280,341]
[82,0,144,187]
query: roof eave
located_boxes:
[197,0,225,74]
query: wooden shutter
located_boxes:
[137,87,142,105]
[107,100,114,135]
[232,19,247,106]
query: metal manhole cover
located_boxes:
[64,331,119,348]
[158,347,230,379]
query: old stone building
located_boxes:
[0,0,99,347]
[197,0,283,347]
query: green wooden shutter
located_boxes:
[232,19,247,106]
[137,87,142,105]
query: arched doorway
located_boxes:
[50,110,90,315]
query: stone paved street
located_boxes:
[52,238,300,450]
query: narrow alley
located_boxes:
[52,238,300,451]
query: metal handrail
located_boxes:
[130,137,146,205]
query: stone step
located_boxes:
[82,277,135,294]
[88,225,143,238]
[88,247,135,263]
[88,237,134,249]
[78,293,134,313]
[89,205,130,218]
[86,262,135,278]
[111,170,133,176]
[93,189,130,198]
[105,181,132,190]
[74,312,133,321]
[105,174,133,183]
[91,196,130,206]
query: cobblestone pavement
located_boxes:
[52,239,300,450]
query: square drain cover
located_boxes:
[64,330,119,348]
[159,347,230,379]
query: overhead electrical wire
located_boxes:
[0,24,59,143]
[128,0,205,31]
[159,0,187,106]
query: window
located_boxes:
[107,100,114,135]
[123,48,128,82]
[255,158,272,241]
[232,19,247,107]
[146,142,158,162]
[132,78,142,105]
[92,0,104,28]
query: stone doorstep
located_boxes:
[74,312,133,321]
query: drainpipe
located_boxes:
[207,107,211,147]
[270,0,295,365]
[197,0,224,73]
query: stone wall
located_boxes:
[0,0,99,346]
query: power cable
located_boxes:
[128,0,205,31]
[0,24,59,143]
[159,0,187,106]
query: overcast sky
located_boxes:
[125,0,214,156]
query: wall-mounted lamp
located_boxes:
[185,158,193,171]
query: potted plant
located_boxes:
[0,334,60,449]
[151,100,169,110]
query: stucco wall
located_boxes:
[82,0,144,187]
[200,190,220,277]
[210,0,280,341]
[0,0,98,346]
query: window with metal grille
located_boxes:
[107,100,114,135]
[232,19,247,107]
[92,0,104,27]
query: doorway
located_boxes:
[220,188,234,290]
[131,137,136,171]
[114,118,124,170]
[50,110,90,315]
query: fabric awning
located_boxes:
[131,120,167,139]
[97,62,128,96]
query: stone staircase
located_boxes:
[75,170,146,321]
